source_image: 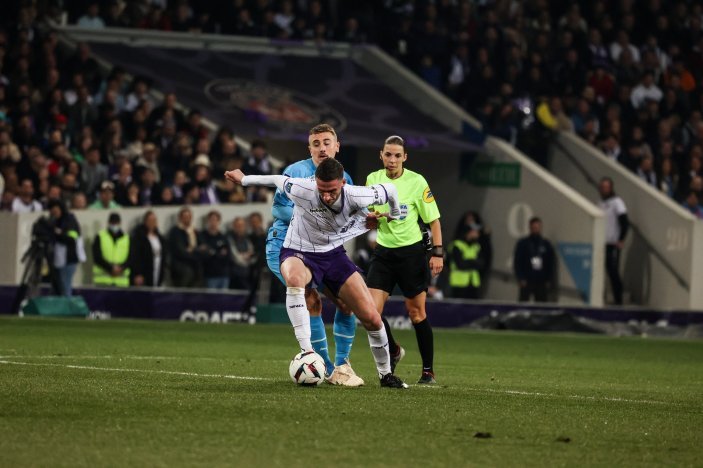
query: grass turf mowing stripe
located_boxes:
[1,357,676,405]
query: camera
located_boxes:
[30,216,54,248]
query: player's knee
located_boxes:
[284,272,306,288]
[305,289,322,316]
[357,310,382,330]
[407,306,426,323]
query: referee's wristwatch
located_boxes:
[431,245,443,258]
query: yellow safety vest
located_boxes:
[448,240,481,288]
[93,230,130,287]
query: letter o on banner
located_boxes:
[507,203,534,238]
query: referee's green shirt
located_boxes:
[366,168,441,248]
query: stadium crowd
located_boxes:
[4,1,703,214]
[25,0,702,216]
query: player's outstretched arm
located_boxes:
[381,183,402,219]
[347,182,401,220]
[227,173,288,191]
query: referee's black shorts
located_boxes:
[366,241,430,298]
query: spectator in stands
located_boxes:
[630,72,663,109]
[636,156,658,187]
[513,217,556,303]
[80,146,107,199]
[227,216,255,290]
[48,199,84,296]
[71,191,87,210]
[11,179,43,213]
[200,210,231,290]
[77,2,105,29]
[93,212,130,287]
[89,180,120,210]
[682,192,703,219]
[134,142,161,183]
[130,210,166,287]
[137,166,160,205]
[159,186,176,205]
[242,140,273,202]
[112,160,133,204]
[689,176,703,202]
[658,157,678,199]
[168,206,202,288]
[191,154,219,204]
[598,177,629,305]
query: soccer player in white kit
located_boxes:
[225,158,408,388]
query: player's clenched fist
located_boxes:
[224,169,245,184]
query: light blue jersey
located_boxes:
[266,158,353,283]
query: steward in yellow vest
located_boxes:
[92,212,130,287]
[448,225,485,299]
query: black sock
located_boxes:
[381,316,399,356]
[413,318,434,373]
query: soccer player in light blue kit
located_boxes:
[265,124,362,386]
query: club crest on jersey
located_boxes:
[423,187,435,203]
[285,182,293,194]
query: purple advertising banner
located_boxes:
[2,286,702,331]
[86,43,482,152]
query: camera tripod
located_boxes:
[11,239,49,315]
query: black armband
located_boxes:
[431,245,444,258]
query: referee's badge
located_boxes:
[423,187,435,203]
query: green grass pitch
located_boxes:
[1,317,701,467]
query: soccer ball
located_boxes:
[289,351,326,386]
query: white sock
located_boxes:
[367,327,391,377]
[286,287,312,351]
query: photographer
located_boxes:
[47,199,83,296]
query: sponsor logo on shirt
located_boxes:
[340,219,357,233]
[399,204,408,220]
[423,187,435,203]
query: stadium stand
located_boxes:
[36,0,703,210]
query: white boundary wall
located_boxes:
[0,204,271,287]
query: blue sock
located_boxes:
[310,315,334,375]
[333,310,356,366]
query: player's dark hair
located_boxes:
[384,135,405,151]
[309,124,337,139]
[315,158,344,181]
[529,216,541,225]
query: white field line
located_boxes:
[0,359,275,381]
[0,355,287,363]
[0,357,685,405]
[467,387,673,406]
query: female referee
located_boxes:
[365,135,444,384]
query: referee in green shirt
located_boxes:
[365,135,444,384]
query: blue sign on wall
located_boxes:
[557,242,593,302]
